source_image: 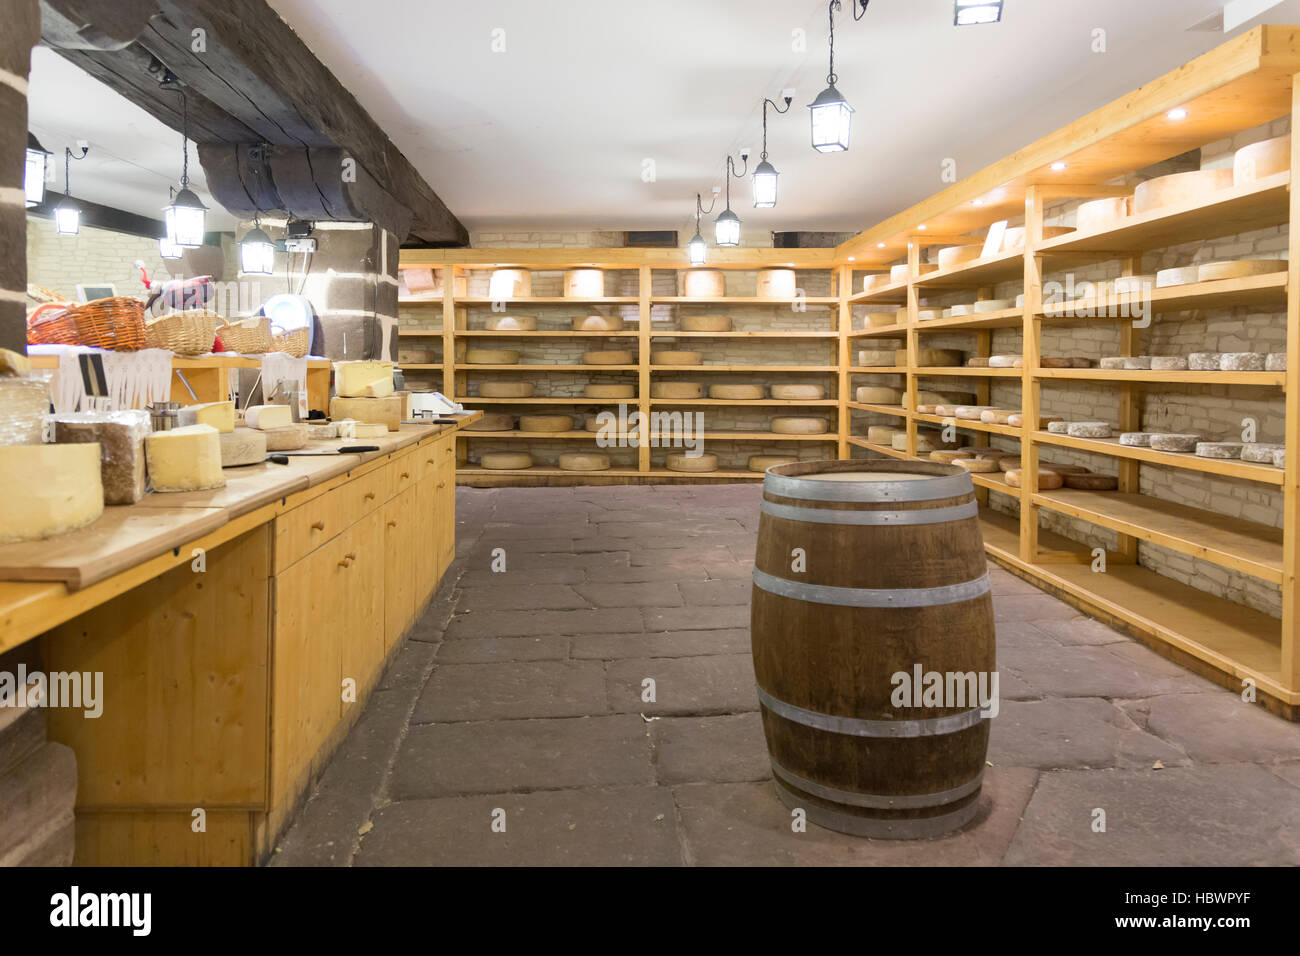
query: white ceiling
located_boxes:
[24,0,1300,239]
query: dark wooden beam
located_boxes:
[38,0,156,51]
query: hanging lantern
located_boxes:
[158,233,184,260]
[752,159,779,208]
[165,187,207,248]
[714,207,741,247]
[25,134,50,208]
[809,84,853,153]
[687,228,707,266]
[239,222,275,275]
[53,196,80,236]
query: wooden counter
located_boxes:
[0,413,480,865]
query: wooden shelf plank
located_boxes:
[846,402,907,417]
[650,365,838,373]
[647,398,839,407]
[914,250,1025,289]
[457,464,764,480]
[848,323,909,339]
[846,436,912,459]
[915,366,1024,378]
[462,430,836,442]
[915,412,1023,438]
[459,397,632,405]
[455,330,640,338]
[1034,368,1284,386]
[848,366,904,374]
[848,280,909,304]
[451,296,640,305]
[461,364,639,371]
[647,330,837,338]
[651,296,837,306]
[1033,430,1286,485]
[915,308,1024,331]
[1040,272,1288,321]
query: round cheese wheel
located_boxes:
[465,412,515,431]
[866,426,902,444]
[862,274,891,292]
[1196,441,1245,460]
[916,309,944,322]
[1064,474,1119,490]
[1046,421,1072,434]
[479,382,534,398]
[1243,442,1286,464]
[966,357,991,368]
[708,384,764,400]
[1113,275,1156,295]
[466,348,520,365]
[1076,196,1131,232]
[980,409,1017,424]
[907,349,963,367]
[1119,432,1156,446]
[487,268,532,299]
[563,268,604,297]
[953,458,999,473]
[1149,434,1200,453]
[1234,134,1290,185]
[856,386,903,405]
[997,457,1022,471]
[1197,259,1287,282]
[889,265,911,283]
[771,417,829,435]
[262,424,308,451]
[916,390,977,407]
[519,414,575,432]
[1134,169,1234,215]
[864,311,897,329]
[220,428,268,466]
[652,350,703,365]
[681,315,732,332]
[1002,225,1073,251]
[955,405,991,421]
[667,453,719,473]
[558,452,611,471]
[749,455,798,472]
[682,269,725,297]
[988,354,1023,368]
[1040,357,1077,369]
[1005,468,1063,490]
[929,449,968,464]
[652,382,705,399]
[571,314,625,331]
[484,314,537,331]
[937,245,982,270]
[770,384,826,401]
[480,452,532,470]
[1066,422,1113,439]
[1266,353,1287,372]
[0,444,104,542]
[974,299,1015,314]
[1156,266,1199,288]
[584,383,635,399]
[582,350,635,365]
[857,349,896,367]
[947,305,975,317]
[1040,463,1090,475]
[756,268,797,298]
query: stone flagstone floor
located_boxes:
[272,484,1300,866]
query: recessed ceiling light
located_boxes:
[973,199,984,206]
[1051,162,1067,171]
[918,224,927,230]
[1167,108,1189,121]
[877,242,886,248]
[954,0,1002,26]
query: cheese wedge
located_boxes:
[330,396,402,431]
[335,360,395,397]
[178,400,235,433]
[146,424,226,492]
[245,404,293,430]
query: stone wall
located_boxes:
[0,0,40,351]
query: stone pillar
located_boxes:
[0,0,41,352]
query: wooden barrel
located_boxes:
[750,459,995,838]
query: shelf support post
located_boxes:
[1019,186,1045,564]
[1281,73,1300,694]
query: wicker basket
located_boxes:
[271,326,309,358]
[215,316,273,354]
[145,310,220,355]
[27,297,146,351]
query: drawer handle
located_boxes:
[387,519,398,528]
[400,471,410,479]
[426,458,435,465]
[345,552,357,561]
[437,481,446,490]
[364,491,376,500]
[337,557,352,568]
[311,520,325,531]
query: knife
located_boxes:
[267,445,381,465]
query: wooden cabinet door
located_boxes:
[340,507,386,706]
[414,474,438,608]
[435,457,456,581]
[382,488,416,654]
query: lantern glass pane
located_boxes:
[159,235,183,259]
[715,215,740,247]
[811,101,852,153]
[955,1,1002,25]
[753,170,778,208]
[24,149,46,207]
[54,204,79,236]
[241,239,275,275]
[167,204,206,247]
[688,236,707,266]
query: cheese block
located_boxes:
[485,314,537,331]
[572,314,625,331]
[770,384,826,401]
[856,386,903,405]
[1120,432,1157,446]
[1155,266,1200,288]
[564,268,605,297]
[219,428,268,466]
[329,396,402,431]
[771,417,829,435]
[988,354,1023,368]
[974,299,1014,313]
[1149,433,1200,452]
[479,381,535,398]
[756,268,797,298]
[1113,274,1156,295]
[937,245,982,270]
[980,409,1018,425]
[953,458,998,473]
[866,426,902,444]
[681,315,732,332]
[465,413,515,431]
[1234,134,1290,185]
[1220,352,1266,372]
[520,414,575,432]
[652,350,703,365]
[955,405,992,421]
[946,305,975,318]
[1047,421,1071,434]
[916,309,944,323]
[864,311,898,329]
[1151,356,1189,371]
[1099,357,1127,369]
[584,383,635,399]
[1122,356,1153,370]
[351,422,389,439]
[862,274,891,292]
[1188,352,1222,371]
[178,401,235,433]
[1266,353,1287,372]
[1005,468,1063,490]
[582,350,635,365]
[857,349,896,367]
[966,357,990,368]
[907,349,963,367]
[335,360,395,397]
[245,404,293,430]
[481,452,532,470]
[1196,441,1244,459]
[1067,422,1112,439]
[51,411,148,506]
[652,382,705,399]
[306,422,339,439]
[145,424,225,492]
[0,444,104,542]
[487,268,532,299]
[1040,357,1077,369]
[465,348,520,365]
[667,452,719,473]
[558,452,611,472]
[682,269,725,297]
[1274,449,1286,469]
[1076,196,1132,232]
[749,455,798,472]
[262,424,308,451]
[1133,169,1233,215]
[1198,259,1287,283]
[1242,442,1285,464]
[706,384,762,400]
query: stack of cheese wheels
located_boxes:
[563,268,604,297]
[770,384,825,401]
[584,383,635,399]
[481,452,532,470]
[487,268,531,299]
[559,452,611,471]
[937,245,982,270]
[771,417,829,435]
[683,268,725,297]
[749,455,798,472]
[1133,168,1234,215]
[709,384,764,400]
[582,349,635,365]
[652,382,705,399]
[667,452,719,472]
[857,347,896,367]
[572,313,624,331]
[856,385,903,405]
[1005,468,1063,490]
[905,348,964,367]
[756,268,797,298]
[680,314,732,332]
[485,314,537,331]
[465,412,515,431]
[1234,134,1290,185]
[652,350,703,365]
[520,414,574,432]
[0,443,104,542]
[1076,196,1131,232]
[465,348,520,365]
[479,381,534,398]
[1197,259,1287,282]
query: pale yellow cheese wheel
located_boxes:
[953,457,999,473]
[666,452,719,472]
[862,274,891,292]
[652,350,704,365]
[973,299,1014,313]
[954,405,991,421]
[929,449,969,464]
[916,390,976,407]
[219,428,268,466]
[1196,259,1287,282]
[519,414,575,432]
[682,269,725,297]
[558,452,611,471]
[916,309,944,322]
[863,311,897,329]
[0,443,104,541]
[988,354,1023,368]
[480,452,533,470]
[771,417,829,435]
[584,383,635,399]
[465,348,520,365]
[980,409,1018,424]
[890,263,937,283]
[582,350,635,365]
[1155,266,1199,288]
[937,245,982,270]
[479,381,535,398]
[584,417,609,432]
[756,268,797,298]
[866,425,902,444]
[708,384,764,400]
[1234,134,1290,185]
[748,455,798,472]
[563,268,605,297]
[652,382,705,399]
[946,304,975,317]
[906,349,963,367]
[487,268,532,299]
[465,412,515,431]
[484,314,537,331]
[856,386,903,405]
[1075,196,1131,232]
[770,384,826,401]
[680,314,732,332]
[1133,168,1233,215]
[1005,468,1064,490]
[572,314,625,331]
[857,349,896,367]
[262,424,308,451]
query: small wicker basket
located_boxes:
[145,310,220,355]
[216,316,273,354]
[27,297,146,351]
[271,326,310,358]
